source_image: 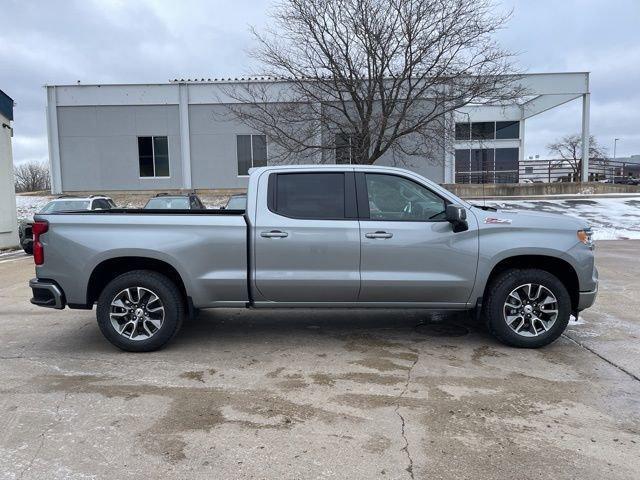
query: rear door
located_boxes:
[253,171,360,303]
[357,172,478,305]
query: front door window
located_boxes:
[365,174,447,221]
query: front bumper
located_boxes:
[576,262,598,312]
[29,278,65,309]
[577,286,598,311]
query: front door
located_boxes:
[253,171,361,303]
[357,172,478,305]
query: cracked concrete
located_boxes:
[394,353,419,480]
[0,241,639,479]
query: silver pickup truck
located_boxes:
[29,165,597,352]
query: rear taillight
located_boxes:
[32,220,48,265]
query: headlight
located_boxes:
[577,228,594,248]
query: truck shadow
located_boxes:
[173,308,492,349]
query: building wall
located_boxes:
[56,102,447,191]
[57,105,183,191]
[0,112,18,249]
[373,148,445,182]
[49,74,589,192]
[189,104,256,189]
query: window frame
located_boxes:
[237,134,268,177]
[138,136,171,179]
[267,171,358,221]
[356,172,450,223]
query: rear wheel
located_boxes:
[96,270,184,352]
[483,268,571,348]
[21,241,33,255]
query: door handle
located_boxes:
[260,230,289,238]
[365,231,393,239]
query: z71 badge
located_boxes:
[485,217,512,224]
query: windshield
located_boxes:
[226,196,247,210]
[40,200,90,213]
[145,197,190,209]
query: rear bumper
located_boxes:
[29,278,65,309]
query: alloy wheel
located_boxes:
[109,287,165,341]
[503,283,558,337]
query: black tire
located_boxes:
[483,268,571,348]
[21,241,33,255]
[96,270,184,352]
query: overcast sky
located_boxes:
[1,0,639,167]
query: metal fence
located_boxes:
[455,159,640,184]
[455,171,519,184]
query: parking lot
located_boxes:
[0,241,639,480]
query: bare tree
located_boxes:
[223,0,523,165]
[14,161,51,193]
[547,134,607,180]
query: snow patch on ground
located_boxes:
[569,315,586,325]
[484,196,640,240]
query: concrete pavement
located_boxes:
[0,242,638,479]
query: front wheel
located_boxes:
[96,270,185,352]
[483,268,571,348]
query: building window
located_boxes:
[455,149,470,172]
[455,123,471,141]
[496,121,520,139]
[455,147,519,184]
[494,147,519,183]
[495,148,519,170]
[471,122,495,140]
[454,121,520,141]
[471,148,495,182]
[524,166,534,174]
[138,136,169,177]
[335,133,356,164]
[237,134,267,176]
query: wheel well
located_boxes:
[86,257,188,306]
[484,255,580,312]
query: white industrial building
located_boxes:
[0,89,18,249]
[45,72,592,193]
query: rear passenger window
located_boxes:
[272,173,345,219]
[92,199,112,210]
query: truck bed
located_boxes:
[34,210,249,309]
[49,208,246,215]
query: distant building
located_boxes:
[45,72,592,192]
[0,89,18,249]
[519,155,640,183]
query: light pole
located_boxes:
[613,138,620,181]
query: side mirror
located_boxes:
[446,204,468,233]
